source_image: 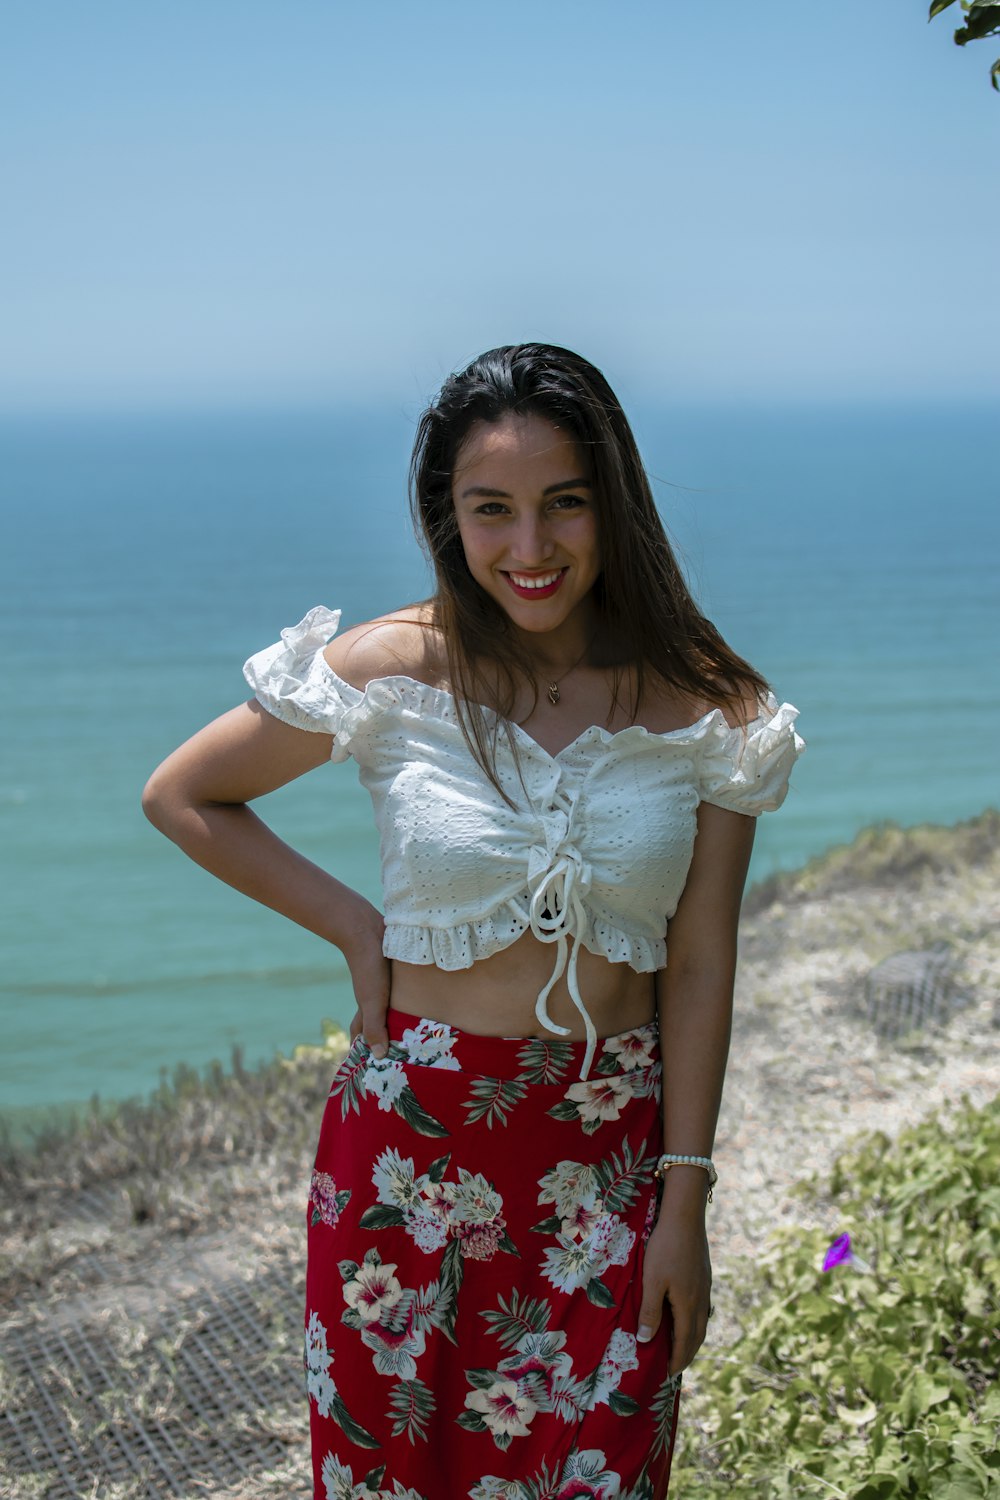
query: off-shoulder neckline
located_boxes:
[314,651,760,766]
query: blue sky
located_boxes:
[3,0,997,410]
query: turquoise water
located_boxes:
[1,401,996,1124]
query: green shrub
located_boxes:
[672,1093,999,1497]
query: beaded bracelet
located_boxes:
[653,1153,717,1201]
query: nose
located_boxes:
[509,510,555,566]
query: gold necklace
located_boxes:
[540,637,593,706]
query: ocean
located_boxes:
[1,399,996,1130]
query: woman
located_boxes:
[143,344,804,1500]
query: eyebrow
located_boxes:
[459,478,593,500]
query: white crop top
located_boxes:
[244,606,805,1078]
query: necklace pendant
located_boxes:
[547,682,560,706]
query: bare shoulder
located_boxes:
[653,673,764,732]
[705,675,769,730]
[323,603,447,692]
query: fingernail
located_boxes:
[371,1043,387,1059]
[637,1325,654,1343]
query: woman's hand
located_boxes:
[637,1207,713,1377]
[344,905,391,1060]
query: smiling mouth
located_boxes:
[504,569,567,598]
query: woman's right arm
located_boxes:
[141,698,390,1056]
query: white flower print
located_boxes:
[415,1175,451,1219]
[537,1161,600,1222]
[406,1209,449,1253]
[342,1260,404,1323]
[446,1168,503,1226]
[464,1379,538,1439]
[602,1027,657,1071]
[320,1455,428,1500]
[372,1147,421,1210]
[497,1329,574,1397]
[469,1480,526,1500]
[399,1017,461,1069]
[588,1329,640,1408]
[564,1074,635,1123]
[553,1448,623,1497]
[559,1192,604,1241]
[362,1058,408,1111]
[320,1452,358,1500]
[305,1310,331,1373]
[541,1212,636,1294]
[304,1311,338,1417]
[589,1212,635,1268]
[360,1316,427,1379]
[309,1365,337,1417]
[541,1238,596,1294]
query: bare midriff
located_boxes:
[388,929,657,1041]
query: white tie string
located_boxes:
[527,850,598,1080]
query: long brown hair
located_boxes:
[409,343,769,800]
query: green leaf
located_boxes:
[337,1258,359,1280]
[387,1377,437,1443]
[393,1085,450,1138]
[328,1055,367,1120]
[530,1215,564,1235]
[425,1152,451,1183]
[595,1135,657,1213]
[585,1276,617,1309]
[463,1075,529,1128]
[362,1464,386,1489]
[650,1372,682,1460]
[609,1389,641,1417]
[412,1279,446,1334]
[546,1099,580,1122]
[330,1393,380,1449]
[456,1409,486,1432]
[465,1366,500,1390]
[835,1399,878,1427]
[437,1235,465,1345]
[516,1037,573,1084]
[480,1288,551,1349]
[929,0,958,18]
[359,1203,408,1230]
[955,2,1000,44]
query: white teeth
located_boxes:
[509,571,562,589]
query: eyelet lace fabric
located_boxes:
[244,607,805,1077]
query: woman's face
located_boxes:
[451,413,601,641]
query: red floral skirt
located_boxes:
[305,1010,680,1499]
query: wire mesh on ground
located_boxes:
[1,1251,308,1498]
[864,940,968,1040]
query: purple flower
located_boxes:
[822,1231,854,1272]
[309,1171,343,1229]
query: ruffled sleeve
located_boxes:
[698,693,805,815]
[242,606,361,763]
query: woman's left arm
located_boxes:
[637,799,757,1376]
